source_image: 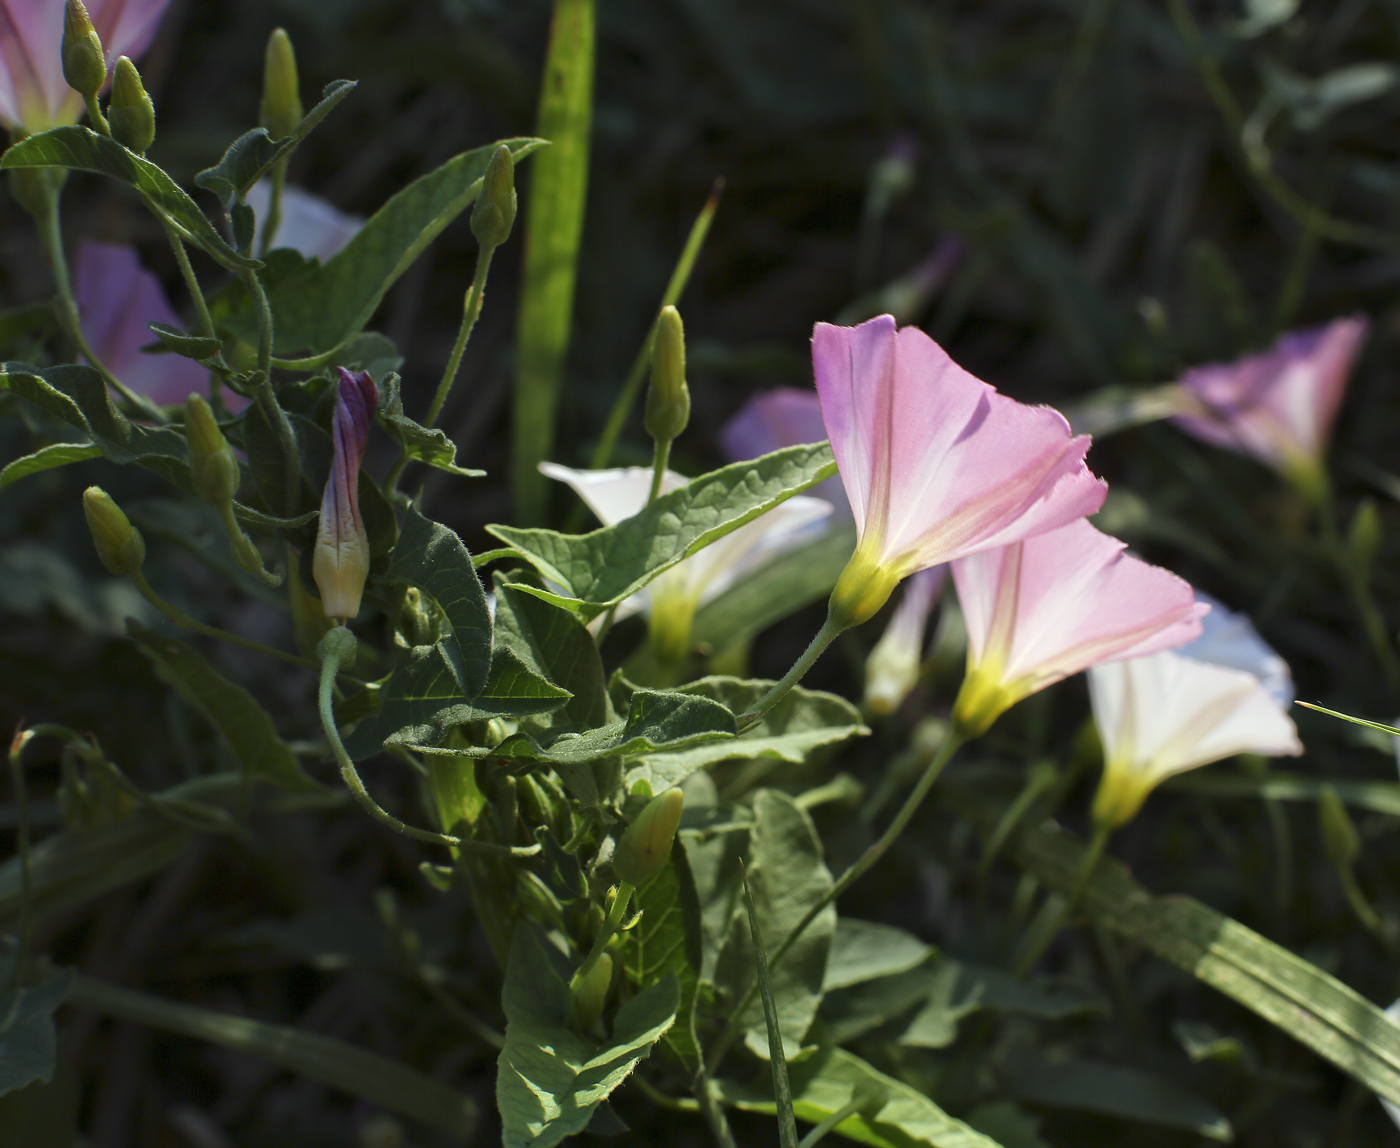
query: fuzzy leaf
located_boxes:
[0,441,103,489]
[493,580,608,729]
[377,374,484,478]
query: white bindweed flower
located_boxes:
[539,462,832,662]
[1088,597,1302,828]
[245,180,362,261]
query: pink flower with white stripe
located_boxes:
[949,518,1206,736]
[813,315,1106,629]
[313,368,377,621]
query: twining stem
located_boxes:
[568,879,635,996]
[317,636,464,849]
[162,221,216,338]
[1011,821,1110,978]
[33,180,164,420]
[129,569,314,670]
[706,728,965,1073]
[385,243,497,493]
[737,616,845,733]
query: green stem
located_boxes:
[737,616,844,733]
[83,92,110,136]
[260,160,287,258]
[317,641,462,849]
[6,728,35,984]
[706,728,964,1073]
[385,244,496,493]
[129,569,313,671]
[648,437,671,504]
[163,221,216,338]
[1012,821,1110,977]
[693,1065,741,1148]
[569,879,635,995]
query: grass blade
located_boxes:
[513,0,596,524]
[740,859,800,1148]
[1296,700,1400,737]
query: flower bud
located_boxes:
[828,548,900,632]
[63,0,107,100]
[108,57,155,153]
[185,395,240,507]
[567,952,612,1032]
[470,144,516,249]
[259,28,303,140]
[83,486,145,576]
[613,787,684,887]
[313,369,378,622]
[644,306,690,444]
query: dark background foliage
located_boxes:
[6,0,1400,1144]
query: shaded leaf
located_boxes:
[823,919,934,992]
[493,579,608,729]
[0,441,103,489]
[0,969,73,1098]
[378,373,484,478]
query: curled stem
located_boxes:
[317,636,462,849]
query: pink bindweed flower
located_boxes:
[72,240,230,408]
[1171,316,1368,503]
[313,368,377,622]
[245,180,362,262]
[720,387,849,516]
[0,0,170,132]
[863,565,945,715]
[814,315,1107,630]
[949,517,1206,736]
[1088,597,1302,829]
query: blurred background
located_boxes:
[6,0,1400,1144]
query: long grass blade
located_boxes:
[740,859,800,1148]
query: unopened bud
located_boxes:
[470,144,516,249]
[317,624,358,670]
[567,952,612,1032]
[108,57,155,153]
[259,28,302,140]
[62,0,107,100]
[644,306,689,443]
[613,787,683,887]
[83,487,145,575]
[185,395,240,507]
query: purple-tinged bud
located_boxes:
[613,787,684,887]
[313,369,378,621]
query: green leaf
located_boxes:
[987,806,1400,1105]
[343,643,570,758]
[377,374,485,478]
[627,676,866,792]
[719,1046,1005,1148]
[385,508,494,696]
[0,969,73,1098]
[0,127,259,271]
[617,842,704,1069]
[0,441,103,489]
[127,627,319,793]
[716,789,835,1058]
[489,443,838,620]
[496,924,676,1148]
[193,81,357,205]
[513,0,594,523]
[1001,1049,1231,1140]
[0,363,194,491]
[823,919,934,992]
[68,974,476,1138]
[259,138,545,361]
[493,580,608,729]
[146,321,222,362]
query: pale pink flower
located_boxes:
[244,180,362,262]
[720,387,849,516]
[0,0,170,131]
[73,240,228,408]
[1171,316,1368,499]
[863,565,945,715]
[814,315,1106,628]
[313,368,377,621]
[949,518,1206,736]
[1088,643,1302,828]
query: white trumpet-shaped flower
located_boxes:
[1088,597,1302,828]
[539,462,833,661]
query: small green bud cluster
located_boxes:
[109,57,155,153]
[62,0,107,99]
[644,306,690,445]
[471,144,517,250]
